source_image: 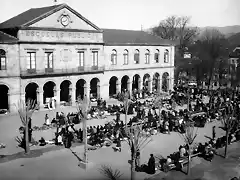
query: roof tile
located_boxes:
[0,4,63,29]
[102,29,176,46]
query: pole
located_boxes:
[83,116,88,163]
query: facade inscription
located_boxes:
[18,30,103,43]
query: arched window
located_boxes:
[164,49,169,63]
[134,49,140,64]
[145,49,150,64]
[0,49,6,70]
[111,49,117,65]
[154,49,159,63]
[123,49,128,65]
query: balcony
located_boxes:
[20,66,105,78]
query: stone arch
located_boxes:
[153,72,160,92]
[132,74,141,91]
[60,80,72,105]
[143,73,151,91]
[76,79,86,100]
[109,76,119,97]
[25,82,39,104]
[0,84,9,110]
[43,81,56,104]
[90,78,100,99]
[121,75,130,92]
[162,72,170,92]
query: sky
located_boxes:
[0,0,240,30]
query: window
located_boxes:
[134,49,140,64]
[145,49,150,64]
[154,49,159,63]
[123,49,128,65]
[0,49,6,70]
[92,51,98,66]
[164,49,169,63]
[111,49,117,65]
[78,51,85,67]
[44,52,53,69]
[26,52,36,70]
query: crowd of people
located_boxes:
[13,85,240,177]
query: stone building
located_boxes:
[0,3,175,113]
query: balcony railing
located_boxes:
[20,66,105,77]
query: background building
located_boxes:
[0,3,175,113]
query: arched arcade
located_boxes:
[0,84,9,110]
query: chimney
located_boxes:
[54,0,58,5]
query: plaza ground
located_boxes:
[1,97,239,180]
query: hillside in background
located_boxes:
[200,25,240,37]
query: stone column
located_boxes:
[84,83,90,99]
[71,87,76,106]
[54,87,60,108]
[157,78,161,92]
[138,79,142,91]
[97,84,100,99]
[159,78,162,92]
[116,81,121,94]
[148,78,152,93]
[39,90,44,109]
[127,80,132,97]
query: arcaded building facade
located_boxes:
[0,4,175,113]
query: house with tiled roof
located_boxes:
[0,3,175,113]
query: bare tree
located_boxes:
[178,121,198,175]
[221,109,236,158]
[76,96,91,165]
[192,29,229,90]
[99,165,123,180]
[121,124,152,180]
[16,99,36,154]
[122,91,131,132]
[152,15,198,84]
[152,15,198,57]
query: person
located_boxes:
[179,145,186,158]
[116,138,121,152]
[147,154,155,174]
[45,114,50,126]
[135,150,140,168]
[28,117,33,142]
[212,126,216,140]
[166,156,172,165]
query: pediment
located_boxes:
[28,6,100,31]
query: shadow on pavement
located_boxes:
[69,148,83,162]
[0,142,83,164]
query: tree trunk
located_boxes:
[158,105,161,132]
[224,130,228,158]
[131,153,136,180]
[25,123,30,154]
[187,150,191,175]
[125,111,128,132]
[83,117,88,163]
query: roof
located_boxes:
[102,29,176,46]
[0,4,101,31]
[0,31,18,43]
[0,4,62,29]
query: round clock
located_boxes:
[61,15,69,27]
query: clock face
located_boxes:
[61,16,69,27]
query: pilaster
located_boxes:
[71,87,76,106]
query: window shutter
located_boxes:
[137,54,139,63]
[111,54,114,64]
